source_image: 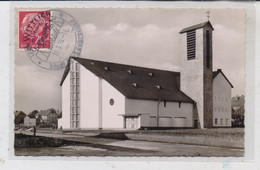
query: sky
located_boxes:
[15,8,245,114]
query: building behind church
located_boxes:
[58,21,233,130]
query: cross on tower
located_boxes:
[206,10,210,21]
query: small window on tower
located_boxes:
[187,30,196,60]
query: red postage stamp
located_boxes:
[19,11,51,49]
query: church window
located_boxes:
[70,61,80,128]
[164,101,166,107]
[104,66,110,71]
[187,30,196,60]
[220,118,223,125]
[127,70,133,74]
[215,118,218,125]
[148,72,153,77]
[155,85,161,90]
[132,83,138,88]
[71,62,74,70]
[75,63,79,71]
[206,30,211,68]
[179,102,181,108]
[110,98,114,105]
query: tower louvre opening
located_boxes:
[187,30,196,60]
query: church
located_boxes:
[58,21,233,130]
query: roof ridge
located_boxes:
[73,57,180,74]
[179,21,214,34]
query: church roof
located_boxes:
[60,57,194,103]
[213,69,234,88]
[179,21,214,34]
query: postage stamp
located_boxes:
[19,11,51,49]
[18,9,84,70]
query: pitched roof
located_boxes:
[60,57,194,103]
[36,110,52,117]
[213,69,234,88]
[232,105,244,116]
[179,21,214,34]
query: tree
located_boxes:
[14,111,26,125]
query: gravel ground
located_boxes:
[15,128,244,157]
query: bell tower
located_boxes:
[179,21,214,128]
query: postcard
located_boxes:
[0,1,258,170]
[13,7,247,158]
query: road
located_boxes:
[15,131,244,157]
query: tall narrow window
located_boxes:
[187,30,196,60]
[70,60,80,128]
[206,30,210,68]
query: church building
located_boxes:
[58,21,233,130]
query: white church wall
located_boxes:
[58,71,71,129]
[79,65,99,129]
[158,102,193,127]
[125,99,157,127]
[125,99,157,116]
[125,99,193,127]
[180,28,204,128]
[213,73,232,127]
[101,79,125,129]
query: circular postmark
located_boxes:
[22,9,83,70]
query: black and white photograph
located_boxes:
[14,7,245,157]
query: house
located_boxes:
[36,109,58,127]
[58,21,233,130]
[212,69,233,127]
[23,115,36,127]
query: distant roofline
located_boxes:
[213,69,234,88]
